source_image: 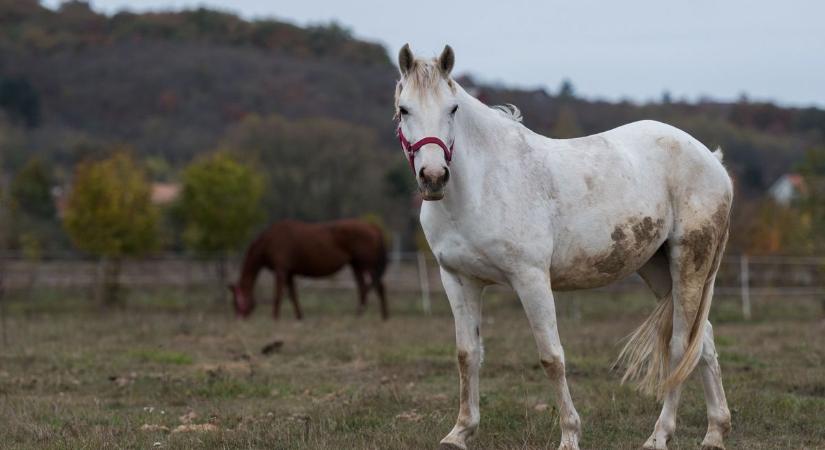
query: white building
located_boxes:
[768,173,806,206]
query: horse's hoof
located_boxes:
[701,445,725,450]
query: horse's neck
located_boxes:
[239,242,265,293]
[443,88,526,208]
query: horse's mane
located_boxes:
[490,104,523,122]
[406,59,449,90]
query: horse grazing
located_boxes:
[395,44,732,450]
[230,219,389,320]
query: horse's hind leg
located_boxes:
[286,275,303,320]
[371,269,389,320]
[698,321,731,450]
[637,245,672,300]
[696,232,731,449]
[644,228,725,450]
[643,246,699,449]
[351,265,368,315]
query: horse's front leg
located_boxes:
[272,271,284,319]
[511,268,581,450]
[439,268,484,450]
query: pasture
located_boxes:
[0,288,823,449]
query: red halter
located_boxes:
[397,126,454,172]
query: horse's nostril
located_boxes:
[419,166,449,187]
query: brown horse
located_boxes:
[229,219,389,320]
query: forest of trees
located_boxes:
[0,0,824,259]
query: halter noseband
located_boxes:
[397,126,454,173]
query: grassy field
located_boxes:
[0,287,823,449]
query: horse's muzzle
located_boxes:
[419,166,449,200]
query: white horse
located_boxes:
[395,44,732,450]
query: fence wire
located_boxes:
[0,252,823,319]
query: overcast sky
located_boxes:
[43,0,825,107]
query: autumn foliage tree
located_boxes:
[179,152,263,292]
[798,146,825,252]
[63,152,158,304]
[10,157,54,220]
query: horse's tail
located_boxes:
[616,291,673,397]
[712,146,724,162]
[617,226,728,398]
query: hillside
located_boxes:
[1,1,824,253]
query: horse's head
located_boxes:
[395,44,458,201]
[228,283,255,318]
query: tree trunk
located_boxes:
[101,257,122,306]
[215,253,228,304]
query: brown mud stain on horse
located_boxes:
[230,219,389,320]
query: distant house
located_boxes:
[52,186,68,219]
[151,182,181,206]
[768,173,807,205]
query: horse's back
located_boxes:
[599,120,729,188]
[327,220,387,269]
[604,120,733,221]
[548,120,731,208]
[262,220,350,276]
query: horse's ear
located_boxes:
[398,43,414,76]
[438,45,455,77]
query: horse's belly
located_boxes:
[291,252,349,277]
[551,216,667,291]
[295,264,345,277]
[550,261,635,291]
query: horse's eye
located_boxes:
[450,105,459,115]
[399,106,409,116]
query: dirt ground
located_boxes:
[0,287,823,449]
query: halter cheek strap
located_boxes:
[397,126,454,173]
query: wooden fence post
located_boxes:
[0,254,6,345]
[740,254,751,320]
